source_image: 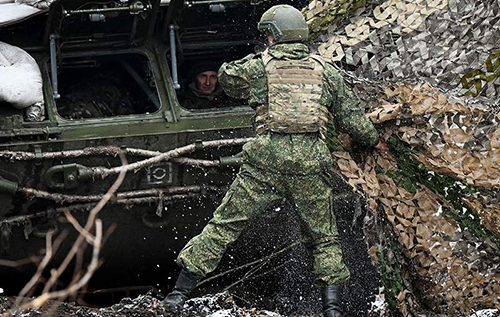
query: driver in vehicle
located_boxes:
[179,62,238,109]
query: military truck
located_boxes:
[0,0,289,296]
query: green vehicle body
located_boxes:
[0,0,279,294]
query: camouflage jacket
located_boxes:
[218,43,379,175]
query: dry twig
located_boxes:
[16,220,104,311]
[1,192,210,226]
[197,241,300,288]
[10,230,68,310]
[63,209,95,245]
[18,185,219,204]
[0,146,159,160]
[17,230,55,298]
[41,152,127,294]
[93,138,250,178]
[1,151,128,316]
[0,138,251,162]
[224,260,291,291]
[0,256,41,267]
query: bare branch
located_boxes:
[171,157,219,167]
[41,152,128,294]
[17,230,54,299]
[16,220,104,311]
[224,260,291,291]
[2,153,128,316]
[12,230,68,310]
[1,191,213,226]
[18,185,220,204]
[70,248,84,291]
[0,138,251,162]
[197,241,300,287]
[0,256,41,267]
[0,146,159,160]
[94,138,251,178]
[63,209,95,244]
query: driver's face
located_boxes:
[196,71,218,94]
[267,33,275,46]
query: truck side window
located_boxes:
[176,61,241,110]
[55,53,160,119]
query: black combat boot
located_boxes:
[321,285,343,317]
[162,269,197,309]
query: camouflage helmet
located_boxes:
[257,5,309,43]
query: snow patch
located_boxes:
[433,205,443,217]
[208,309,233,317]
[184,292,282,316]
[469,309,499,317]
[369,288,388,315]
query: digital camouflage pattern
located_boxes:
[218,43,379,147]
[176,42,379,287]
[177,161,350,287]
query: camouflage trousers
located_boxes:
[176,163,351,287]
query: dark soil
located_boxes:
[0,174,380,317]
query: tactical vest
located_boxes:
[255,54,329,138]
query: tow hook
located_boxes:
[0,174,18,194]
[44,164,93,190]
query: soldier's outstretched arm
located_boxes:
[324,64,379,148]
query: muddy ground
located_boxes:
[0,292,285,317]
[0,178,380,317]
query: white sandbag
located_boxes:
[0,3,41,26]
[15,0,55,10]
[0,41,44,109]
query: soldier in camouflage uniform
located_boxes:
[163,5,388,317]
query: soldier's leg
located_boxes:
[176,164,283,279]
[164,164,282,308]
[290,174,350,286]
[289,174,349,317]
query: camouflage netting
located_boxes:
[303,0,500,315]
[306,0,500,102]
[336,83,500,315]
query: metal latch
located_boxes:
[44,164,93,190]
[34,145,43,165]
